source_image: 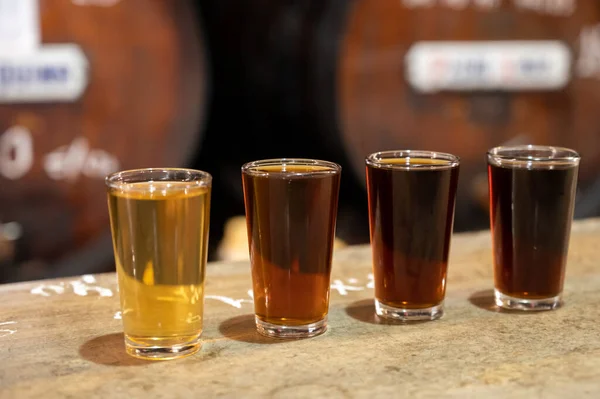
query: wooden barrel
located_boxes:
[0,0,207,283]
[334,0,600,227]
[203,0,600,238]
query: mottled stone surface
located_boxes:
[2,218,600,398]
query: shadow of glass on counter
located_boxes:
[79,333,148,367]
[218,314,290,345]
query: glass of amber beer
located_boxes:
[366,150,460,321]
[241,158,341,339]
[487,145,580,311]
[106,168,211,360]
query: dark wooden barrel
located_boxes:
[203,0,600,241]
[0,0,207,283]
[334,0,600,227]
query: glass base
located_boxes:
[124,334,201,360]
[375,299,444,321]
[494,289,562,311]
[255,316,327,339]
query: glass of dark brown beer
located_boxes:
[241,158,341,338]
[487,145,580,311]
[365,150,460,321]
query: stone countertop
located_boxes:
[2,218,600,398]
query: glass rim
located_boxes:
[365,150,460,170]
[241,158,341,177]
[105,167,212,189]
[487,145,581,169]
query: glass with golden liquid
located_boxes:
[106,168,211,360]
[242,159,341,339]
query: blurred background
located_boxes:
[1,0,600,283]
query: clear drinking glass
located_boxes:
[241,158,341,338]
[365,150,460,321]
[106,168,211,359]
[487,145,580,311]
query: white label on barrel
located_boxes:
[0,126,34,180]
[405,41,571,93]
[0,0,40,54]
[71,0,121,6]
[402,0,501,10]
[0,44,89,103]
[577,24,600,79]
[513,0,575,17]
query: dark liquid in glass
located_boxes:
[242,165,340,325]
[488,163,578,299]
[366,158,459,309]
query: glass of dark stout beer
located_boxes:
[487,145,580,311]
[365,150,460,321]
[241,158,341,338]
[106,168,212,360]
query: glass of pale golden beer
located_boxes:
[241,158,341,339]
[106,168,211,360]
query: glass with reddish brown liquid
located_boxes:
[487,145,580,311]
[241,158,341,338]
[366,150,459,321]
